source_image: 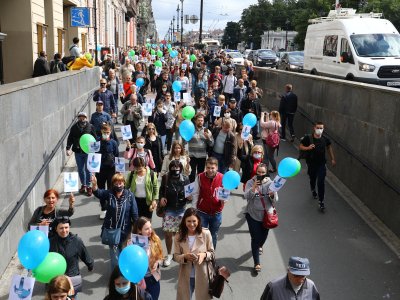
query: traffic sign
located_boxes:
[71,7,90,27]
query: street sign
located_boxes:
[71,7,90,27]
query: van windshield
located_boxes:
[350,34,400,57]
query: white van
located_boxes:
[304,8,400,87]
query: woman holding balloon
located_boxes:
[244,163,278,273]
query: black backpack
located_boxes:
[298,134,314,160]
[61,56,76,69]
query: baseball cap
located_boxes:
[96,100,104,105]
[288,257,310,276]
[229,98,236,103]
[77,111,87,118]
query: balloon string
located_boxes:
[136,284,138,300]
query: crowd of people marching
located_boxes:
[29,40,331,300]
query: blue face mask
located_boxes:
[115,284,130,295]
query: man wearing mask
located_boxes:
[260,256,320,300]
[211,120,237,174]
[120,94,142,144]
[192,157,224,249]
[299,122,336,211]
[188,114,214,182]
[93,79,117,118]
[66,112,97,196]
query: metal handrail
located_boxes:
[0,91,94,237]
[297,107,400,196]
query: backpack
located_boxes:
[51,61,61,74]
[298,134,313,160]
[266,122,280,148]
[62,56,76,69]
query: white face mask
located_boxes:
[136,143,145,149]
[224,113,231,118]
[315,129,324,136]
[253,153,262,159]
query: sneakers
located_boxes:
[79,185,87,194]
[99,210,107,220]
[312,190,318,199]
[86,187,93,197]
[163,254,173,267]
[319,201,325,211]
[281,138,287,142]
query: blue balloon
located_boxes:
[159,43,164,48]
[172,81,182,92]
[243,113,257,128]
[222,170,241,190]
[278,157,301,178]
[167,44,172,49]
[152,44,157,49]
[179,120,195,141]
[170,50,178,58]
[136,78,145,88]
[119,245,149,283]
[18,230,49,270]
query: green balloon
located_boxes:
[32,252,67,283]
[157,50,163,58]
[168,48,173,53]
[154,60,162,67]
[182,106,196,120]
[150,49,155,55]
[129,50,135,56]
[190,54,196,62]
[79,133,96,154]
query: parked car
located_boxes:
[243,49,252,59]
[247,50,256,62]
[253,49,278,67]
[277,51,304,72]
[227,51,244,65]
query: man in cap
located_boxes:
[260,256,320,300]
[93,78,117,117]
[66,112,97,196]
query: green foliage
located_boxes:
[221,22,242,49]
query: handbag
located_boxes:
[206,255,232,298]
[260,194,278,229]
[101,201,126,245]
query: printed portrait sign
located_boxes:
[129,234,149,250]
[121,125,133,141]
[115,157,126,173]
[64,172,79,193]
[184,183,195,198]
[142,103,153,116]
[89,141,100,153]
[268,175,287,192]
[87,153,101,173]
[217,187,230,201]
[29,225,49,237]
[213,106,221,117]
[241,125,252,141]
[9,275,35,300]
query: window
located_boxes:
[37,24,48,54]
[57,28,65,56]
[340,38,354,64]
[323,35,338,57]
[81,33,87,53]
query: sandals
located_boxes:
[254,264,261,273]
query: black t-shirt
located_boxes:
[300,134,331,165]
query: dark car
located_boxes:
[253,49,278,67]
[247,50,256,62]
[277,51,304,72]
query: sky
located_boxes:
[152,0,259,40]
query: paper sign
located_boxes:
[9,275,35,300]
[174,92,181,102]
[115,157,126,173]
[87,153,101,173]
[146,98,155,108]
[89,141,100,153]
[213,106,221,117]
[217,187,231,201]
[129,234,149,250]
[118,83,124,94]
[30,225,49,237]
[189,62,193,69]
[182,93,191,104]
[268,175,287,192]
[134,55,139,62]
[64,172,79,193]
[121,125,133,140]
[155,66,162,76]
[241,125,252,141]
[181,63,187,70]
[142,103,153,116]
[184,183,195,198]
[151,55,156,60]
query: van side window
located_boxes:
[323,35,338,57]
[340,38,354,64]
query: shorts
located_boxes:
[162,209,185,232]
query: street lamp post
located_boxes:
[172,16,175,42]
[180,0,184,48]
[176,5,180,46]
[199,0,204,44]
[267,23,271,49]
[285,19,290,51]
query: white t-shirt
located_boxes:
[188,235,196,278]
[135,174,146,198]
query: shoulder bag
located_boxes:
[260,193,278,229]
[101,200,126,246]
[206,254,232,298]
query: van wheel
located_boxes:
[310,69,318,76]
[346,74,354,81]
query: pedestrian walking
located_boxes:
[45,275,74,300]
[160,141,191,177]
[260,111,281,173]
[279,84,297,142]
[93,78,117,117]
[120,94,143,144]
[211,120,237,174]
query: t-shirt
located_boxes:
[300,134,331,165]
[213,131,227,154]
[135,174,146,198]
[188,235,196,278]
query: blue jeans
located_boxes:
[75,152,91,186]
[109,245,121,272]
[307,163,327,202]
[190,277,195,300]
[145,275,160,300]
[197,211,222,249]
[212,152,228,174]
[245,213,269,266]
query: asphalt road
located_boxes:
[1,120,399,300]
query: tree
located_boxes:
[221,22,241,49]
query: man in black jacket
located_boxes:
[32,51,50,77]
[50,217,93,298]
[66,112,97,196]
[240,89,262,139]
[279,84,298,141]
[211,120,237,174]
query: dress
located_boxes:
[144,135,164,172]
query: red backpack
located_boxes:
[266,122,280,149]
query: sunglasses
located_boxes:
[100,82,106,85]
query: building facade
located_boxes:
[0,0,143,84]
